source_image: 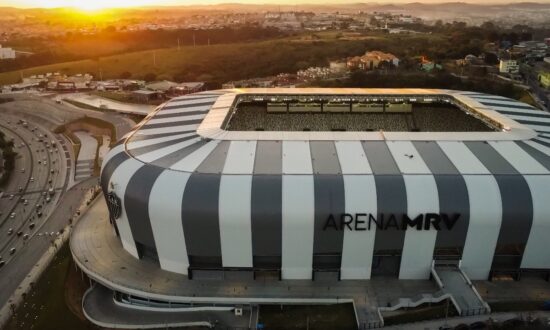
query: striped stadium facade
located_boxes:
[100,88,550,281]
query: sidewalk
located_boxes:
[384,311,550,329]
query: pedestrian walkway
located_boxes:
[436,265,490,316]
[73,131,97,181]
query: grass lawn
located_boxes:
[258,303,357,330]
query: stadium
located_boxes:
[98,87,550,281]
[73,88,550,327]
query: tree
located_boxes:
[119,71,132,79]
[143,73,157,82]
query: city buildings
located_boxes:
[499,59,520,74]
[0,45,15,60]
[347,51,399,70]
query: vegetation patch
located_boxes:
[258,303,357,330]
[0,130,17,187]
[3,243,95,330]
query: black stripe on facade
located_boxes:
[310,142,345,269]
[251,175,282,267]
[126,131,192,143]
[363,141,407,276]
[516,142,550,170]
[181,173,222,264]
[478,101,535,110]
[162,101,216,110]
[124,165,164,251]
[413,141,470,251]
[128,135,198,157]
[465,142,534,271]
[100,151,130,193]
[494,110,550,120]
[151,140,208,168]
[512,119,550,128]
[141,119,204,130]
[251,141,283,268]
[154,110,209,119]
[180,141,228,267]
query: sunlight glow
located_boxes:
[28,0,154,10]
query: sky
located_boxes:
[2,0,550,9]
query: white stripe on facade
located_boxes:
[136,124,199,135]
[524,140,550,155]
[149,170,191,274]
[282,141,313,174]
[169,140,221,172]
[460,175,502,280]
[137,137,202,163]
[489,141,549,174]
[281,175,315,279]
[158,105,213,115]
[101,144,125,172]
[334,141,372,174]
[340,175,376,279]
[126,132,195,150]
[399,175,439,279]
[222,141,257,174]
[110,158,143,259]
[521,176,550,269]
[165,97,219,107]
[386,141,431,174]
[437,142,491,174]
[506,114,550,124]
[146,114,206,125]
[219,175,254,268]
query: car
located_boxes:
[29,223,35,229]
[36,204,42,209]
[9,212,15,219]
[9,248,16,255]
[16,231,22,236]
[37,211,43,218]
[0,261,5,268]
[30,177,34,182]
[46,197,51,203]
[7,228,13,235]
[9,194,14,200]
[23,199,28,206]
[38,160,41,164]
[20,168,25,173]
[23,234,29,240]
[50,169,54,174]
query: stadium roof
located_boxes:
[101,88,550,179]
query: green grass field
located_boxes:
[0,31,447,86]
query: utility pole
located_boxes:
[193,33,196,47]
[177,38,180,51]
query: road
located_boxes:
[0,93,136,140]
[0,114,67,268]
[0,94,136,313]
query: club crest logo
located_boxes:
[106,191,122,220]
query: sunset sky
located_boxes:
[3,0,550,9]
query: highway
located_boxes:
[0,114,67,268]
[0,94,135,312]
